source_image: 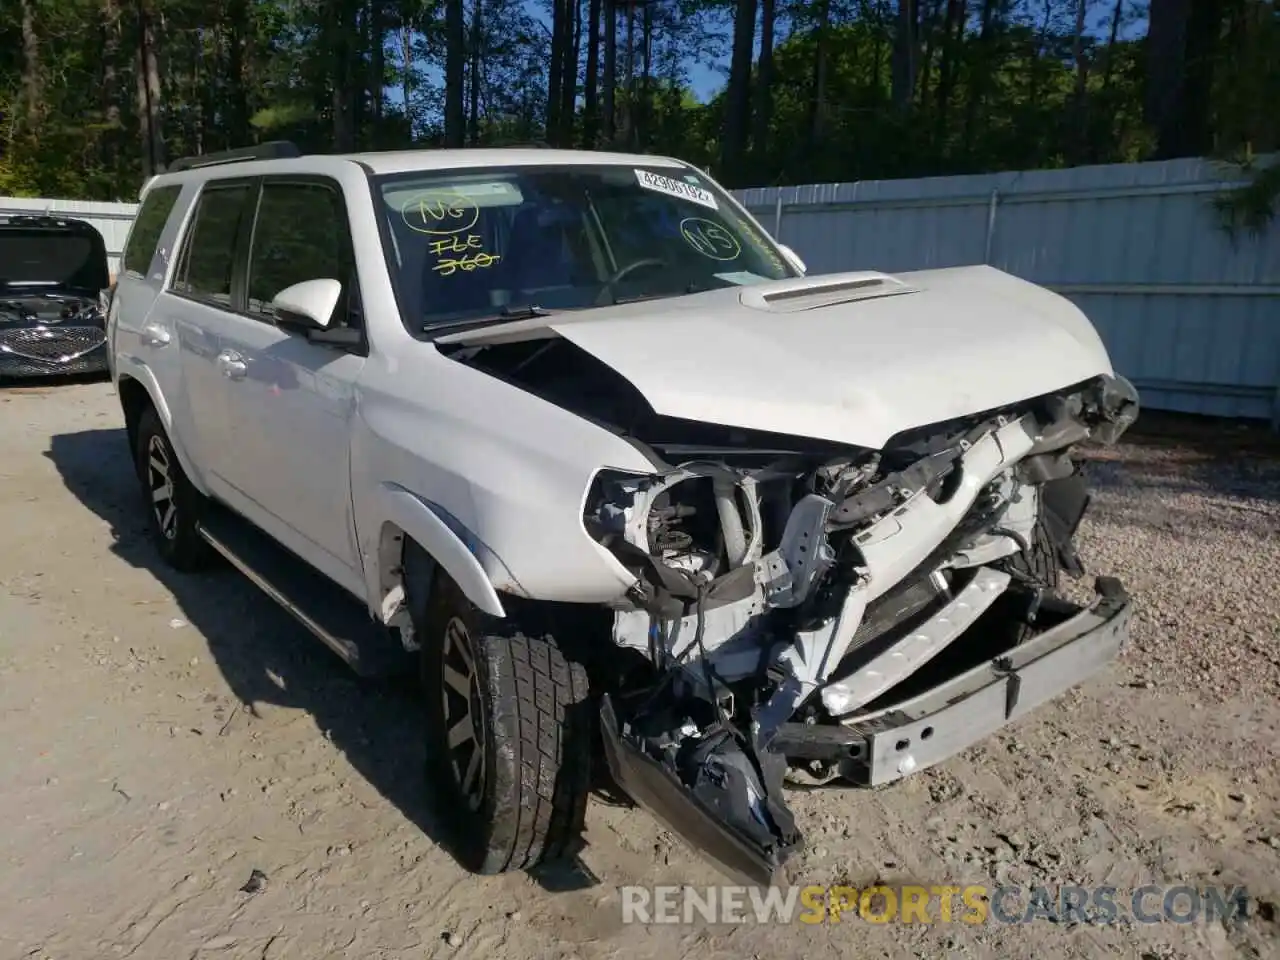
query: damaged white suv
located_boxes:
[108,142,1138,884]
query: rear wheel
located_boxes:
[134,406,213,572]
[419,574,591,874]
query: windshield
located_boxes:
[373,163,797,331]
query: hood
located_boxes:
[0,215,110,296]
[438,265,1115,450]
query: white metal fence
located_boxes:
[733,157,1280,426]
[5,156,1277,424]
[0,196,137,277]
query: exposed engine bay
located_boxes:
[0,291,102,325]
[446,332,1140,884]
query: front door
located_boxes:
[211,177,367,591]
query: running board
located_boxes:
[195,505,406,679]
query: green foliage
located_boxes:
[1212,153,1280,238]
[0,0,1276,233]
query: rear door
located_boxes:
[162,179,259,481]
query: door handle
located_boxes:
[217,349,248,380]
[140,322,171,347]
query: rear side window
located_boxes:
[122,185,181,276]
[246,180,353,322]
[172,183,253,306]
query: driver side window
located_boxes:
[246,180,357,327]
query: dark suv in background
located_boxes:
[0,214,112,379]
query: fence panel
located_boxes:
[0,196,139,276]
[735,157,1280,424]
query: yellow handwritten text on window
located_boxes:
[401,192,480,236]
[433,252,502,277]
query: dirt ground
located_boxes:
[1,379,1278,960]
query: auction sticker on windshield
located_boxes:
[634,169,718,211]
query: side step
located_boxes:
[196,504,408,679]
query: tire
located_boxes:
[998,512,1062,644]
[1005,513,1061,593]
[420,575,591,874]
[134,405,213,572]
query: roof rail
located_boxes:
[165,141,302,174]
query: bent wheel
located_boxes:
[420,575,591,874]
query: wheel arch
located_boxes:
[369,485,507,627]
[115,371,209,496]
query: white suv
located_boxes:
[108,142,1139,884]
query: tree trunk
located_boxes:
[468,0,482,144]
[102,0,123,167]
[444,0,466,145]
[602,0,616,144]
[932,0,964,154]
[369,0,386,136]
[548,0,566,142]
[805,0,831,154]
[961,0,998,159]
[891,0,917,110]
[637,0,650,148]
[561,0,580,143]
[227,0,250,146]
[582,0,601,146]
[402,18,415,137]
[721,0,757,179]
[917,0,942,109]
[20,0,42,128]
[1144,0,1190,155]
[749,0,775,175]
[617,0,635,148]
[328,0,357,152]
[1100,0,1124,92]
[135,0,166,174]
[1173,0,1224,156]
[1069,0,1090,163]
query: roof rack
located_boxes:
[165,141,302,174]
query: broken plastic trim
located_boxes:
[599,696,801,886]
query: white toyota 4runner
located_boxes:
[107,142,1139,884]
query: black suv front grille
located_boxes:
[0,326,107,376]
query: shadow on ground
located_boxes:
[46,425,601,892]
[43,425,496,882]
[1,371,111,392]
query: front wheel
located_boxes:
[133,406,212,572]
[419,574,592,874]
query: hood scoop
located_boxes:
[738,271,918,314]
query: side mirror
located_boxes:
[777,244,806,275]
[271,278,341,330]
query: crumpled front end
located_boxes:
[584,374,1139,884]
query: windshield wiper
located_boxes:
[423,303,553,335]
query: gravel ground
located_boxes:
[0,379,1277,960]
